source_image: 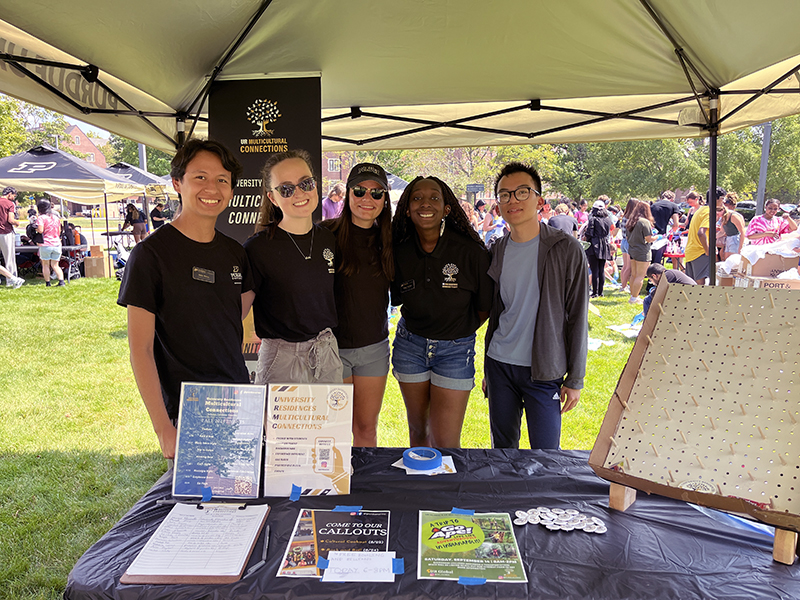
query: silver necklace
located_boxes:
[285,227,314,260]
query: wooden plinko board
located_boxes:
[589,279,800,533]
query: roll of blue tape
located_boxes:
[403,447,443,470]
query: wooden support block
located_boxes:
[773,529,798,565]
[609,482,637,512]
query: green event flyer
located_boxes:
[418,511,527,583]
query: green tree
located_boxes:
[0,96,26,156]
[766,116,800,202]
[108,134,172,175]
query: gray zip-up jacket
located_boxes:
[485,222,589,390]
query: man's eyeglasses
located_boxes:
[497,186,540,204]
[352,186,386,200]
[272,178,316,198]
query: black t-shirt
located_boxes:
[150,208,165,229]
[117,224,253,419]
[244,225,337,342]
[324,221,390,349]
[547,214,579,236]
[664,270,696,285]
[391,227,493,340]
[650,200,681,234]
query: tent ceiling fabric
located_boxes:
[1,0,800,153]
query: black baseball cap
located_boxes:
[346,163,388,189]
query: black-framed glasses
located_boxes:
[352,186,386,200]
[497,186,540,204]
[272,178,316,198]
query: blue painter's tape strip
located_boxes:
[290,484,301,501]
[451,507,474,515]
[459,576,486,585]
[317,557,329,570]
[332,505,362,512]
[392,558,405,574]
[402,447,443,470]
[201,487,212,502]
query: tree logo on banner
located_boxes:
[246,99,282,136]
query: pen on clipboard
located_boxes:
[244,524,270,577]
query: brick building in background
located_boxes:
[61,124,107,168]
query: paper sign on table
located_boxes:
[321,551,397,582]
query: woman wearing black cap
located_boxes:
[391,176,493,448]
[322,163,393,447]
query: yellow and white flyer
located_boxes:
[263,384,353,496]
[418,511,527,583]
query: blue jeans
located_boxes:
[485,356,563,449]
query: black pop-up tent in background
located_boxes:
[0,145,145,248]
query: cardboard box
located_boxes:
[740,275,800,290]
[84,256,110,278]
[741,252,799,277]
[89,245,105,258]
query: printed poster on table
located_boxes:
[264,384,353,496]
[278,509,391,578]
[173,382,266,500]
[418,511,527,583]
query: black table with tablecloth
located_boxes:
[64,448,800,600]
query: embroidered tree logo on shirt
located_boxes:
[323,248,335,269]
[442,263,459,283]
[246,99,282,136]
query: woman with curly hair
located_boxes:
[321,163,393,446]
[243,149,342,385]
[626,200,656,304]
[391,176,493,448]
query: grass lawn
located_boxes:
[0,275,642,600]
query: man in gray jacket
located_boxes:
[484,163,589,449]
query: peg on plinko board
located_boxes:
[779,454,788,466]
[751,367,757,379]
[769,293,775,309]
[729,345,738,357]
[674,372,683,385]
[748,471,755,481]
[636,420,645,434]
[645,335,653,346]
[696,455,706,469]
[681,290,690,302]
[768,388,777,401]
[651,443,660,458]
[708,416,717,430]
[730,443,735,455]
[741,312,749,325]
[758,426,766,440]
[713,326,721,338]
[657,303,664,316]
[701,359,711,372]
[687,340,695,352]
[648,386,657,399]
[779,351,786,364]
[720,381,728,393]
[717,483,723,495]
[660,354,669,365]
[697,307,705,320]
[680,430,688,444]
[614,393,631,412]
[788,411,797,425]
[663,407,672,421]
[725,292,731,306]
[759,329,766,343]
[610,436,618,449]
[740,403,747,416]
[625,457,631,470]
[672,321,679,334]
[669,470,676,483]
[691,394,700,407]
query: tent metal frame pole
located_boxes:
[103,193,112,279]
[708,94,719,287]
[717,62,800,127]
[184,0,275,142]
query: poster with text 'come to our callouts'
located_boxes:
[264,384,353,497]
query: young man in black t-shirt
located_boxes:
[118,139,251,460]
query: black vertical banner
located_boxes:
[208,77,322,244]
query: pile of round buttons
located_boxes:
[513,507,607,534]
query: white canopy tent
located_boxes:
[0,0,799,153]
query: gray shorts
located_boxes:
[724,234,740,253]
[255,328,343,385]
[339,339,390,379]
[685,253,709,281]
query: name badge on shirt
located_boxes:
[400,279,415,293]
[192,267,215,284]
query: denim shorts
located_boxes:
[391,318,476,391]
[39,245,62,261]
[340,338,390,379]
[620,239,629,254]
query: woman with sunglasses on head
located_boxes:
[321,163,393,447]
[391,176,493,448]
[242,150,342,385]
